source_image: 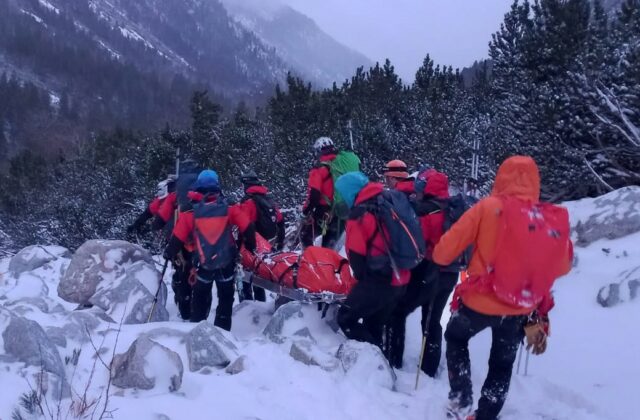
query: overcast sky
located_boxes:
[281,0,514,82]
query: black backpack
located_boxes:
[244,193,278,241]
[176,160,201,211]
[353,189,426,271]
[420,193,475,272]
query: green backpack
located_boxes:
[322,150,361,219]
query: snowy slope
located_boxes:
[1,189,638,420]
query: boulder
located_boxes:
[336,340,396,390]
[262,301,304,343]
[597,267,640,308]
[186,321,239,371]
[1,314,65,379]
[112,336,183,392]
[58,240,154,305]
[573,187,640,247]
[225,355,247,375]
[289,340,338,371]
[9,245,70,276]
[89,261,168,324]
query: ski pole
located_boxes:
[148,258,170,323]
[516,342,524,375]
[524,348,531,376]
[415,290,437,390]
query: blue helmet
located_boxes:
[193,169,220,191]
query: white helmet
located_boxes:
[313,136,334,152]
[156,175,176,199]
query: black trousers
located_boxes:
[171,256,193,320]
[191,264,236,331]
[445,305,526,420]
[337,281,406,349]
[241,275,266,302]
[385,261,457,373]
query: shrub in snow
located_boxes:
[336,340,396,390]
[58,240,154,305]
[8,245,70,277]
[112,335,183,392]
[186,321,239,371]
[573,187,640,247]
[89,260,168,324]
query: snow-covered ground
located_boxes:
[1,189,638,420]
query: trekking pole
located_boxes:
[415,291,438,390]
[148,258,170,323]
[524,348,531,376]
[516,342,524,375]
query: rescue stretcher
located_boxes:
[238,235,355,305]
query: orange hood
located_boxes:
[491,156,540,202]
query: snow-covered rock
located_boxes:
[112,336,183,392]
[596,266,640,307]
[568,186,640,246]
[8,245,70,276]
[262,301,304,343]
[289,339,339,371]
[58,240,154,305]
[225,355,247,375]
[89,260,168,324]
[1,313,65,378]
[337,341,396,390]
[186,321,239,371]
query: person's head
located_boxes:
[334,171,370,212]
[240,170,261,191]
[383,159,410,188]
[156,175,177,198]
[492,156,540,202]
[193,169,220,194]
[312,136,336,157]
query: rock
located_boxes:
[262,301,304,343]
[112,336,183,392]
[293,327,316,343]
[629,280,639,300]
[5,297,51,314]
[9,245,70,276]
[337,340,396,390]
[289,340,338,371]
[225,355,247,375]
[573,187,640,247]
[597,283,622,308]
[58,240,155,305]
[89,260,168,324]
[1,314,65,378]
[186,321,239,371]
[46,327,68,348]
[3,273,49,302]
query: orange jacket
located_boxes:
[433,156,573,316]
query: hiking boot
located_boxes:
[446,401,473,419]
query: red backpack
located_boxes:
[481,197,571,309]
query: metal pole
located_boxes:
[348,120,354,150]
[148,258,170,322]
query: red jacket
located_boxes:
[238,186,284,224]
[394,179,415,196]
[304,154,336,213]
[148,197,163,216]
[414,171,450,260]
[346,182,411,286]
[156,192,177,223]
